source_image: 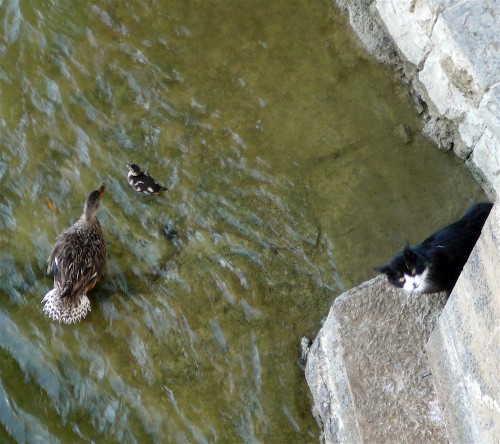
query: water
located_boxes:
[0,0,486,443]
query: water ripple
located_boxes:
[0,311,61,400]
[3,0,22,44]
[0,381,61,444]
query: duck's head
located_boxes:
[127,163,142,176]
[84,184,105,222]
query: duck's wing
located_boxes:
[144,172,167,191]
[47,229,106,299]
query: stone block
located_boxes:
[479,85,500,141]
[305,276,448,443]
[419,48,471,118]
[376,0,433,66]
[458,108,486,148]
[427,203,500,443]
[471,129,500,193]
[441,1,500,90]
[430,14,482,104]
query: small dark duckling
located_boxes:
[42,184,107,324]
[127,163,167,195]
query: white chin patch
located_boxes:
[403,276,422,292]
[403,269,429,293]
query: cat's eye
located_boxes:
[398,277,405,282]
[411,268,416,275]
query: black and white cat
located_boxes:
[375,202,493,294]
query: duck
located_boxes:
[42,184,107,324]
[127,163,167,194]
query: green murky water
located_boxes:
[0,0,486,442]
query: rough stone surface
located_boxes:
[335,0,403,67]
[305,276,448,443]
[375,0,433,67]
[426,203,500,443]
[334,0,500,197]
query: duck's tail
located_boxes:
[42,289,91,324]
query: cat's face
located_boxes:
[375,245,430,293]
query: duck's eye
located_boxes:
[399,276,405,282]
[411,268,416,275]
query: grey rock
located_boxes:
[393,123,413,144]
[305,275,448,443]
[422,115,456,151]
[334,0,403,68]
[426,203,500,444]
[441,1,500,90]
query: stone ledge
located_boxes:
[305,276,448,443]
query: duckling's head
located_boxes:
[84,184,105,222]
[127,163,142,176]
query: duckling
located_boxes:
[42,184,107,324]
[127,163,167,194]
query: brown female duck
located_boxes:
[42,184,107,323]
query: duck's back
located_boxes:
[48,219,106,299]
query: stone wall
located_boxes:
[426,203,500,443]
[335,0,500,197]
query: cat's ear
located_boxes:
[403,243,416,261]
[374,264,391,274]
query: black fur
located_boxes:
[375,202,493,294]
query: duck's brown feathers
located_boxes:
[42,185,106,324]
[47,218,106,301]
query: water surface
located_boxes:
[0,0,486,442]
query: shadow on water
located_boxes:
[0,0,486,443]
